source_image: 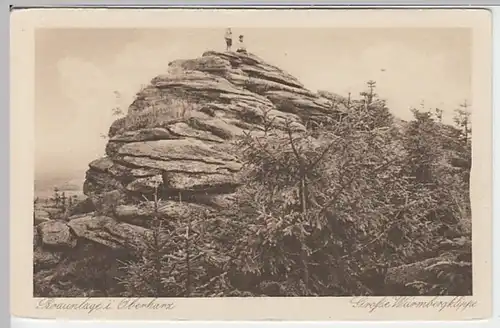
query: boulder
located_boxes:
[34,209,51,225]
[168,122,225,143]
[37,221,77,248]
[162,171,241,192]
[384,253,465,288]
[117,139,239,164]
[110,127,179,143]
[125,175,164,194]
[67,215,149,250]
[34,247,63,270]
[70,197,96,215]
[114,200,212,228]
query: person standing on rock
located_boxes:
[225,28,233,52]
[237,34,247,54]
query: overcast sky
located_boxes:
[35,28,471,180]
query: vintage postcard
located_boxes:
[10,8,492,321]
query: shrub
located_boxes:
[113,96,198,136]
[85,82,472,297]
[117,184,236,297]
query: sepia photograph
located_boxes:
[11,9,492,321]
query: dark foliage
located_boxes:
[34,82,472,297]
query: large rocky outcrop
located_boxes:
[33,50,471,297]
[33,51,345,294]
[84,50,345,211]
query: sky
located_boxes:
[35,28,472,181]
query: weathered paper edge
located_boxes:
[10,8,493,321]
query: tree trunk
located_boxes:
[299,175,310,295]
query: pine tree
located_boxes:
[453,100,472,145]
[61,192,67,210]
[360,80,378,107]
[403,108,441,184]
[434,108,443,123]
[112,91,124,116]
[53,188,60,207]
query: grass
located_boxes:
[111,96,199,137]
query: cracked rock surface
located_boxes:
[33,51,345,291]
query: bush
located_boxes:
[219,87,472,296]
[56,81,472,297]
[118,186,236,297]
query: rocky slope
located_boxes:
[33,50,469,296]
[83,51,345,206]
[33,51,347,293]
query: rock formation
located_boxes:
[84,51,344,206]
[78,51,346,230]
[32,50,470,297]
[33,51,346,294]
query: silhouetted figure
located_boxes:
[236,35,247,54]
[225,28,233,51]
